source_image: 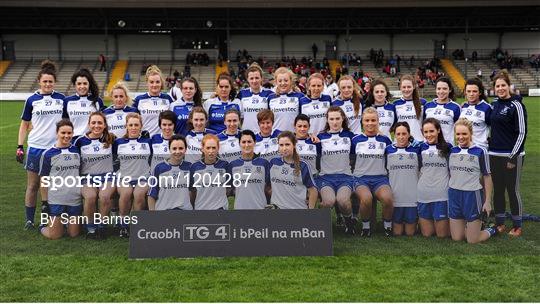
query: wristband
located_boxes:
[17,145,23,150]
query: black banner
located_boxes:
[129,209,333,258]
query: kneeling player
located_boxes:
[148,135,193,210]
[386,122,420,236]
[269,132,318,209]
[448,118,496,243]
[39,120,83,239]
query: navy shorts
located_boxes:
[418,201,449,221]
[25,147,46,173]
[354,175,390,192]
[393,206,418,224]
[448,188,483,222]
[49,204,83,217]
[316,174,353,191]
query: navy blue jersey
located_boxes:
[203,97,241,133]
[489,95,527,162]
[169,98,195,136]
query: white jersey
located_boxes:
[317,130,355,175]
[185,129,216,163]
[73,135,114,177]
[237,88,272,133]
[374,102,397,139]
[150,134,170,173]
[133,92,173,136]
[324,82,339,99]
[449,145,490,191]
[269,157,315,209]
[169,86,183,102]
[267,91,304,132]
[460,101,492,149]
[386,145,421,207]
[417,143,451,203]
[332,98,362,134]
[255,130,281,160]
[148,160,193,210]
[190,159,230,210]
[393,98,427,142]
[113,137,152,182]
[102,105,139,138]
[217,131,241,163]
[423,99,461,144]
[299,94,332,135]
[296,138,318,175]
[351,134,392,176]
[63,94,105,137]
[39,146,81,206]
[21,91,65,149]
[228,157,270,209]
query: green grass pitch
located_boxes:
[0,98,539,302]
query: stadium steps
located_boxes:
[440,59,465,93]
[105,60,128,97]
[0,61,28,92]
[328,60,340,79]
[0,61,11,77]
[12,61,38,92]
[215,61,229,79]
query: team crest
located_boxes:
[256,167,262,173]
[475,111,482,117]
[343,138,350,145]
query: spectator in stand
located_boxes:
[312,43,318,60]
[297,76,307,94]
[477,69,483,79]
[472,50,478,62]
[98,54,106,71]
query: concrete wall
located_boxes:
[3,32,539,61]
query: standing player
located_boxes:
[133,65,173,136]
[237,63,273,133]
[17,60,65,229]
[317,107,356,233]
[332,75,363,134]
[169,77,203,136]
[150,110,177,172]
[417,118,451,238]
[254,109,282,160]
[386,122,420,236]
[460,78,492,149]
[489,70,528,236]
[423,77,461,144]
[229,130,271,209]
[294,114,318,176]
[269,131,318,209]
[190,134,230,210]
[39,120,82,239]
[299,73,333,135]
[73,112,116,239]
[63,68,105,138]
[113,113,152,238]
[103,81,138,138]
[204,73,241,133]
[363,79,397,138]
[393,74,427,142]
[185,107,216,163]
[448,118,496,243]
[267,67,304,132]
[217,109,242,163]
[352,107,394,237]
[148,135,193,211]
